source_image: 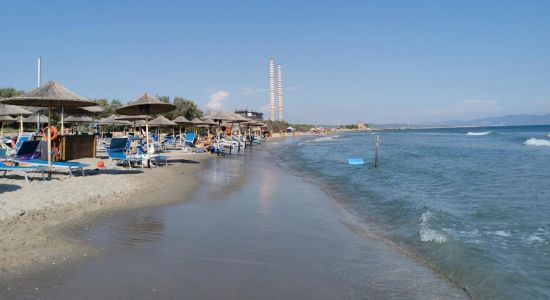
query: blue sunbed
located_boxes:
[13,141,88,176]
[0,161,45,182]
[106,138,142,168]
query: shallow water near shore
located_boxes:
[0,140,467,299]
[280,125,550,299]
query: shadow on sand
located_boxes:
[0,184,22,194]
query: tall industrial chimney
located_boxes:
[277,64,284,121]
[269,58,276,121]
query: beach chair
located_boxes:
[162,135,177,149]
[106,138,142,168]
[0,148,8,160]
[136,145,168,167]
[183,133,197,152]
[13,141,88,176]
[14,133,34,152]
[0,161,45,182]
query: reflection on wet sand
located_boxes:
[258,167,276,214]
[197,157,247,203]
[114,215,165,248]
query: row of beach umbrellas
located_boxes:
[0,81,268,176]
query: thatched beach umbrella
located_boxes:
[23,114,50,123]
[64,115,93,134]
[57,105,105,133]
[99,114,131,137]
[116,114,151,133]
[149,115,177,144]
[99,114,131,126]
[205,110,236,124]
[0,81,96,176]
[172,116,193,146]
[230,112,250,135]
[0,115,16,139]
[0,104,33,134]
[115,93,175,160]
[64,115,93,123]
[204,111,236,140]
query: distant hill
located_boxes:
[369,114,550,129]
[419,114,550,127]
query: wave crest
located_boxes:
[524,138,550,147]
[419,211,448,243]
[466,131,491,136]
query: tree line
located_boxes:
[1,88,204,121]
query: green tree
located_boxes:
[164,97,203,120]
[110,99,123,110]
[94,99,113,118]
[0,87,24,98]
[158,95,170,103]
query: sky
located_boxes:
[1,0,549,124]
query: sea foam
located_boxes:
[419,211,448,243]
[524,138,550,147]
[466,131,491,136]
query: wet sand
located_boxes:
[0,152,207,277]
[0,141,469,299]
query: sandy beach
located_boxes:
[0,140,469,299]
[0,151,208,277]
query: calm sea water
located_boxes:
[278,126,550,299]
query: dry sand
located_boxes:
[0,151,210,277]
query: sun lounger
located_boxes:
[0,148,8,160]
[137,145,167,167]
[107,138,142,168]
[13,141,88,176]
[183,133,197,152]
[0,161,45,182]
[14,133,34,152]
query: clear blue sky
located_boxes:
[1,0,549,124]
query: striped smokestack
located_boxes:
[269,58,276,121]
[277,64,284,121]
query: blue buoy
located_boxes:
[347,158,365,165]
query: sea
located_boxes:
[277,125,550,299]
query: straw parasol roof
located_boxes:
[242,120,263,126]
[204,110,236,123]
[64,115,93,123]
[0,81,96,108]
[115,93,175,115]
[116,115,151,121]
[191,118,206,125]
[149,115,177,127]
[23,115,50,123]
[0,104,33,116]
[204,118,218,125]
[58,105,105,115]
[99,114,131,125]
[0,115,16,122]
[172,116,193,125]
[230,112,250,123]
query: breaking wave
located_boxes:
[419,211,448,243]
[466,131,491,136]
[524,138,550,147]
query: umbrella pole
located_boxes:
[1,122,4,139]
[179,125,182,147]
[47,103,52,179]
[145,112,150,167]
[19,115,23,134]
[61,107,65,135]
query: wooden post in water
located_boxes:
[374,135,380,168]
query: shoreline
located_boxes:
[1,139,470,298]
[0,152,210,277]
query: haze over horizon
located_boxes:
[1,1,549,124]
